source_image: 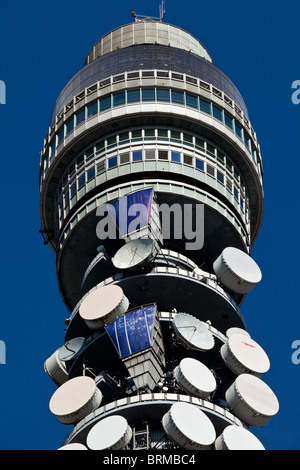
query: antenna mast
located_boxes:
[131,1,166,23]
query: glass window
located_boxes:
[157,88,170,102]
[226,179,232,192]
[127,89,140,103]
[235,121,243,139]
[96,140,105,153]
[69,162,75,178]
[113,91,126,107]
[107,136,117,148]
[145,149,155,160]
[195,138,204,149]
[244,132,251,150]
[217,170,224,184]
[108,156,117,168]
[70,182,76,198]
[186,93,198,109]
[120,153,130,164]
[145,129,155,138]
[158,150,168,160]
[234,186,239,200]
[119,132,129,142]
[183,154,193,166]
[132,150,143,161]
[171,151,181,162]
[200,99,211,114]
[183,133,193,144]
[78,173,85,189]
[87,167,95,181]
[97,160,105,174]
[75,109,85,126]
[132,130,142,140]
[213,105,223,121]
[158,129,168,138]
[65,118,74,135]
[87,101,98,118]
[99,95,111,112]
[207,164,215,177]
[57,128,64,145]
[142,89,155,101]
[217,150,225,165]
[171,90,185,105]
[86,147,94,162]
[196,158,204,170]
[171,130,181,141]
[76,155,84,169]
[64,190,69,207]
[225,112,234,130]
[207,144,215,156]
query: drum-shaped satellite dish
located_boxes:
[213,247,262,294]
[112,237,157,270]
[172,313,215,352]
[57,443,88,450]
[225,374,279,427]
[79,284,129,330]
[226,327,251,339]
[86,415,132,450]
[44,348,68,386]
[162,402,216,450]
[58,337,86,362]
[49,376,102,424]
[174,358,217,398]
[220,333,270,377]
[215,425,265,450]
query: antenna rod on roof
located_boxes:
[159,1,166,22]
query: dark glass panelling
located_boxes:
[50,44,248,123]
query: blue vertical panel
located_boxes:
[108,188,153,236]
[106,306,156,358]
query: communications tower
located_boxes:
[40,7,279,450]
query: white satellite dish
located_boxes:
[162,402,216,450]
[213,247,262,294]
[172,313,215,351]
[79,284,129,330]
[44,348,68,386]
[49,376,102,424]
[226,327,251,339]
[220,333,270,377]
[86,415,132,450]
[174,358,217,398]
[225,374,279,427]
[58,337,86,362]
[215,425,265,450]
[57,443,88,450]
[112,237,157,270]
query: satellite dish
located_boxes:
[225,374,279,427]
[49,376,102,424]
[220,333,270,377]
[162,402,216,449]
[86,415,132,450]
[226,327,251,339]
[213,247,262,294]
[112,237,157,270]
[172,313,215,351]
[57,443,88,450]
[174,358,217,398]
[215,425,265,450]
[79,284,129,330]
[58,337,86,362]
[44,348,68,386]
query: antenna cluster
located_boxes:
[131,0,165,22]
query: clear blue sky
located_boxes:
[0,0,299,450]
